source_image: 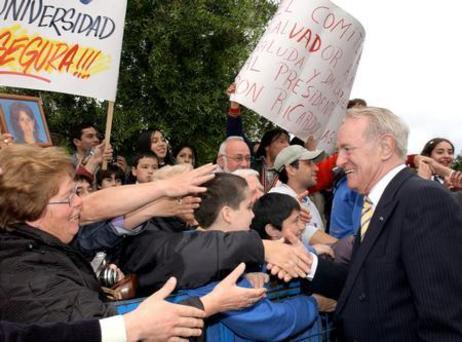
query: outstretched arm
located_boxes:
[122,196,200,229]
[120,230,315,295]
[80,164,216,224]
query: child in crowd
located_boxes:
[251,193,334,258]
[251,192,337,313]
[186,173,320,341]
[96,164,125,189]
[75,174,94,197]
[173,143,197,167]
[251,192,305,241]
[131,152,159,183]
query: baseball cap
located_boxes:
[273,145,323,172]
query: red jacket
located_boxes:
[308,153,338,193]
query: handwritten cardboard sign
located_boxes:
[0,0,127,101]
[232,0,365,152]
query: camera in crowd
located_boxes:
[90,252,120,287]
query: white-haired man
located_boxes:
[307,107,462,341]
[232,168,264,203]
[217,136,251,172]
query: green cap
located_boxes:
[273,145,323,172]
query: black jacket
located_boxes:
[0,224,115,324]
[0,320,100,342]
[118,229,265,296]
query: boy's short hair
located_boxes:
[96,164,125,187]
[74,173,92,185]
[132,152,159,168]
[250,193,300,239]
[194,173,248,228]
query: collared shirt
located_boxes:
[309,164,406,279]
[367,164,406,209]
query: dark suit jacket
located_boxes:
[312,168,462,341]
[0,320,100,342]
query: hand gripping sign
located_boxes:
[231,0,365,153]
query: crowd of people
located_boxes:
[0,94,462,341]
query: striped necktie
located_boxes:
[360,197,373,241]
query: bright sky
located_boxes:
[332,0,462,155]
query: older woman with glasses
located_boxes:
[0,144,270,327]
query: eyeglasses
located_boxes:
[48,185,79,207]
[224,154,251,162]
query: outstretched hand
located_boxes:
[124,277,205,342]
[263,232,312,282]
[449,170,462,189]
[200,263,267,316]
[161,163,217,198]
[149,195,201,218]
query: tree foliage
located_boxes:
[2,0,277,163]
[453,153,462,171]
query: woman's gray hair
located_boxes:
[346,107,409,160]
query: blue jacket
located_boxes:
[183,278,319,341]
[329,177,363,239]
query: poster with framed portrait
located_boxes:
[0,94,52,146]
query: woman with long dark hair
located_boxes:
[420,137,455,168]
[135,129,174,167]
[9,102,43,144]
[418,137,457,188]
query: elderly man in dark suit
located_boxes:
[308,107,462,341]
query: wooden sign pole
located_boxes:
[101,101,114,170]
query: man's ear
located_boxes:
[380,134,395,160]
[265,224,282,239]
[73,138,81,149]
[131,166,138,177]
[286,164,296,177]
[217,155,225,169]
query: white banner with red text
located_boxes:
[231,0,365,153]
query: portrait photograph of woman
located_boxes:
[0,94,51,146]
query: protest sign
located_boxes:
[232,0,365,152]
[0,0,127,101]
